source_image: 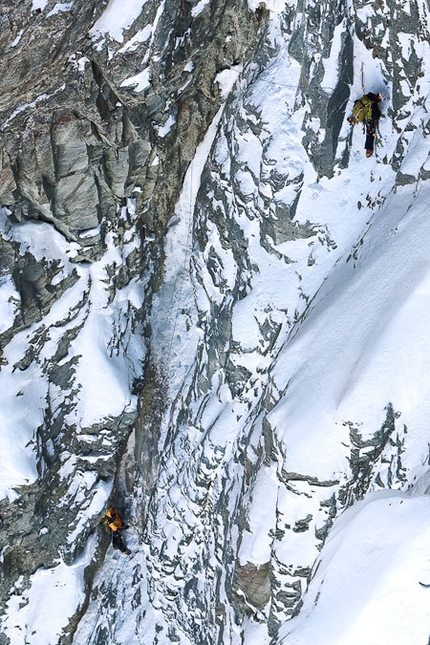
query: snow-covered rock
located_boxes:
[1,0,430,644]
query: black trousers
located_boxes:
[112,530,130,554]
[365,103,381,152]
[365,123,376,151]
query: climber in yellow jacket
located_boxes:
[347,92,383,158]
[105,506,125,531]
[102,506,131,555]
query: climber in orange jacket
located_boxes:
[105,506,126,531]
[102,506,130,555]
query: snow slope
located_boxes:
[281,491,430,645]
[269,178,430,480]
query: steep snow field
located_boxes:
[282,492,430,645]
[273,177,430,645]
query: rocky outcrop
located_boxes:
[0,0,264,240]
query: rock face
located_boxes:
[1,0,430,644]
[0,0,262,239]
[0,0,265,641]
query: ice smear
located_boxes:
[150,69,240,396]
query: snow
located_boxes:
[321,20,344,91]
[120,67,151,93]
[0,356,44,498]
[65,239,144,426]
[216,67,242,98]
[66,478,113,545]
[3,537,96,645]
[31,0,49,11]
[89,0,149,43]
[0,85,66,132]
[117,25,152,53]
[238,465,279,564]
[0,210,145,497]
[280,492,430,645]
[10,29,24,47]
[156,114,176,137]
[191,0,210,18]
[0,275,18,333]
[268,180,430,479]
[47,2,73,17]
